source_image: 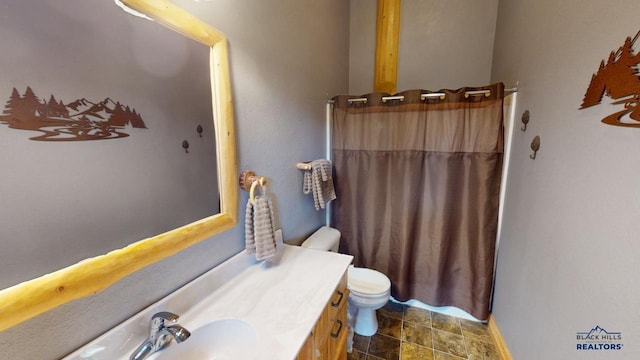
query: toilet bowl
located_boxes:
[301,226,391,336]
[347,265,391,336]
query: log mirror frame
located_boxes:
[0,0,238,331]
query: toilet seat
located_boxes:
[347,265,391,296]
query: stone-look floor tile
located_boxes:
[401,342,435,360]
[465,337,500,360]
[459,319,492,341]
[432,329,467,358]
[377,312,403,339]
[353,306,501,360]
[434,351,467,360]
[379,301,405,320]
[353,334,371,353]
[368,334,401,360]
[431,312,462,335]
[367,355,386,360]
[404,306,431,327]
[348,350,368,360]
[402,321,432,347]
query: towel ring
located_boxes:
[249,180,266,205]
[249,180,259,205]
[239,170,268,205]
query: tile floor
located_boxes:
[347,302,500,360]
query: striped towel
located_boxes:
[303,159,337,210]
[245,194,277,260]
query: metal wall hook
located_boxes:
[530,136,540,159]
[521,110,530,131]
[182,140,189,153]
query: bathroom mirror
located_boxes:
[0,0,238,331]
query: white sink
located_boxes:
[150,318,257,360]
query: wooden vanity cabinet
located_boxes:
[297,272,348,360]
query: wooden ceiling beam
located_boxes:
[374,0,401,94]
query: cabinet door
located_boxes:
[315,335,330,360]
[313,303,330,358]
[297,333,314,360]
[328,301,348,360]
[297,270,349,360]
[328,274,348,321]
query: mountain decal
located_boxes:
[580,30,640,127]
[576,325,622,341]
[0,86,147,141]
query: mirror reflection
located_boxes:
[0,0,219,290]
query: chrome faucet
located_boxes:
[130,311,191,360]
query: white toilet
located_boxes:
[301,226,391,336]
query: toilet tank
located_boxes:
[301,226,340,252]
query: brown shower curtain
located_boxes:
[331,83,504,320]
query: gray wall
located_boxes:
[491,0,640,359]
[0,0,349,359]
[349,0,499,94]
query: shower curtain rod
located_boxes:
[326,87,518,104]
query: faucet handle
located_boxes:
[150,312,180,334]
[152,312,180,323]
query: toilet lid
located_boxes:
[347,265,391,295]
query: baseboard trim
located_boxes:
[488,315,513,360]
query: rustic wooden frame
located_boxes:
[0,0,238,332]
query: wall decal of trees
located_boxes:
[580,30,640,127]
[0,86,147,141]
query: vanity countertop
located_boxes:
[63,244,353,360]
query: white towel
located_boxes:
[303,159,336,210]
[245,194,277,260]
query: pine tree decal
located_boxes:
[580,30,640,127]
[46,95,69,118]
[2,87,21,116]
[21,86,42,118]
